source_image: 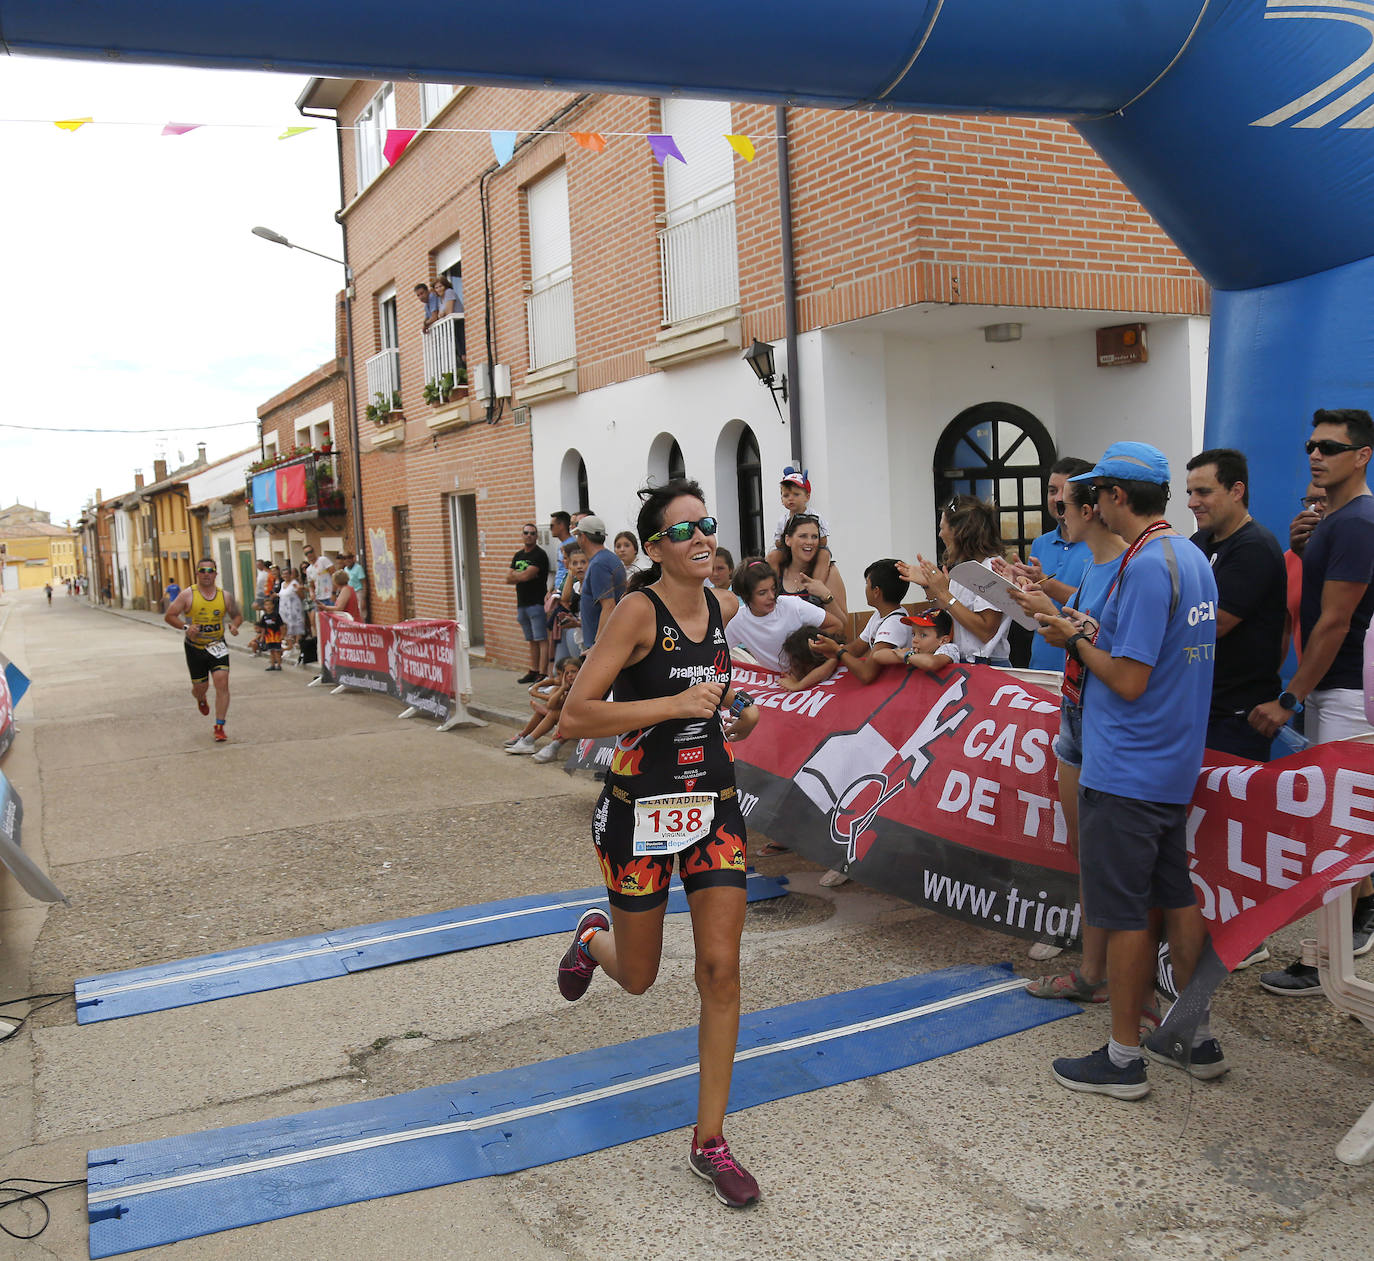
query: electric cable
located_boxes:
[0,1176,87,1241]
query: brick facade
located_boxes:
[302,79,1207,667]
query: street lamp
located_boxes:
[251,224,367,619]
[742,338,788,420]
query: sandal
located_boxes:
[1024,967,1108,1003]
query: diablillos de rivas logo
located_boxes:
[795,673,973,867]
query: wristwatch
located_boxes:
[1277,690,1303,713]
[1064,632,1090,662]
[729,692,756,717]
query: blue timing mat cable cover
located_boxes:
[86,963,1077,1257]
[73,873,787,1023]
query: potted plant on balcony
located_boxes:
[366,390,403,425]
[423,369,469,406]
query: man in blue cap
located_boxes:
[1034,441,1223,1099]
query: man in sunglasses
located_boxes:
[575,515,627,650]
[164,558,244,743]
[1018,457,1094,671]
[507,523,552,684]
[1251,408,1374,994]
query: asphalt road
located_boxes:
[1,589,1372,1260]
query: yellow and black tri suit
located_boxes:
[184,587,231,682]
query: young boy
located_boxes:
[814,558,911,683]
[261,596,285,671]
[766,467,834,583]
[888,607,963,673]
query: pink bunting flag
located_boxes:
[161,122,202,137]
[569,131,607,153]
[54,117,93,132]
[725,134,756,162]
[647,134,686,166]
[383,129,417,166]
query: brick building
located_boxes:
[298,79,1208,667]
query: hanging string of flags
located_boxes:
[40,116,762,166]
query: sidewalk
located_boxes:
[85,598,532,727]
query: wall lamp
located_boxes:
[743,338,788,420]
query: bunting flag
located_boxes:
[53,117,93,132]
[279,126,314,140]
[383,128,417,165]
[725,134,756,162]
[489,129,517,166]
[160,122,202,137]
[647,134,686,165]
[569,131,607,153]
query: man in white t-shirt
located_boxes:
[728,560,844,672]
[308,553,336,606]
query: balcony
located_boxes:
[364,347,401,421]
[422,312,466,391]
[658,199,739,326]
[246,451,346,525]
[526,276,575,373]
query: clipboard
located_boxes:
[948,561,1042,632]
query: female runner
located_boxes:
[556,478,763,1208]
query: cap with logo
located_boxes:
[1068,441,1170,486]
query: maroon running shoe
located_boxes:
[213,725,227,743]
[557,908,609,1001]
[197,697,210,716]
[689,1129,760,1207]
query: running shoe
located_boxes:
[557,908,609,1001]
[1051,1045,1149,1100]
[1024,967,1107,1003]
[197,697,210,716]
[213,726,227,743]
[1142,1029,1229,1080]
[1259,960,1322,995]
[531,739,565,764]
[689,1129,760,1207]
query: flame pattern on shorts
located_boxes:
[682,823,747,877]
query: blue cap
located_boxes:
[1068,441,1170,486]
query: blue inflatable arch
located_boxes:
[5,0,1372,533]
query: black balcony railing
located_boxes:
[246,450,346,523]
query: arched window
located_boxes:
[932,402,1056,561]
[560,448,590,515]
[735,426,764,559]
[648,432,688,485]
[576,457,589,515]
[668,438,686,483]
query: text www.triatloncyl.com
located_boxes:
[922,869,1081,939]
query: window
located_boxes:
[668,439,686,483]
[420,82,456,126]
[355,83,396,191]
[526,165,575,369]
[735,426,764,559]
[262,433,279,461]
[658,98,739,324]
[378,286,399,352]
[294,404,333,451]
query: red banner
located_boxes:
[276,462,308,512]
[317,610,460,722]
[725,661,1374,971]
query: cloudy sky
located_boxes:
[0,57,345,525]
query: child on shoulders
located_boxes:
[766,467,833,584]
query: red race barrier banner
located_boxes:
[317,611,460,723]
[568,661,1374,972]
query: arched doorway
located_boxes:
[560,448,590,515]
[735,426,764,559]
[932,402,1056,561]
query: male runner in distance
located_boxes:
[164,558,243,742]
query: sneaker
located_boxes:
[502,735,524,748]
[506,736,537,755]
[688,1129,760,1207]
[531,739,565,764]
[196,697,210,716]
[213,726,227,743]
[1234,943,1271,969]
[1353,896,1374,958]
[1024,967,1108,1003]
[1143,1029,1229,1080]
[1259,960,1322,996]
[818,868,849,888]
[557,908,609,1001]
[516,670,540,684]
[1027,932,1070,962]
[1051,1044,1149,1100]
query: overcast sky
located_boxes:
[0,57,345,525]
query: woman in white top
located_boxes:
[727,560,845,672]
[900,495,1012,666]
[277,570,307,651]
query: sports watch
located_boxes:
[729,692,756,717]
[1277,690,1303,713]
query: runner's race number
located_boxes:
[632,792,717,855]
[205,641,229,659]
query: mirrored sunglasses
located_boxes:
[646,516,718,545]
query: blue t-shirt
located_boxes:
[1080,535,1217,804]
[1028,527,1092,670]
[581,548,627,647]
[1300,494,1374,691]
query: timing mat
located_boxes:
[86,963,1077,1256]
[74,872,787,1024]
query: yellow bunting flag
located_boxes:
[570,131,607,153]
[279,126,314,140]
[725,134,756,162]
[54,117,93,132]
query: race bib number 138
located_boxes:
[632,792,716,855]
